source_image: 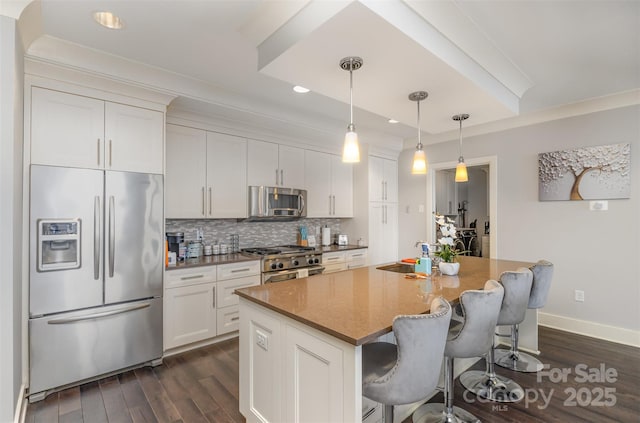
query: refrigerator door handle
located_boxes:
[47,303,151,324]
[108,195,115,278]
[94,196,101,280]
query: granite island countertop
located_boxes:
[235,256,533,346]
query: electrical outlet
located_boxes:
[196,228,204,241]
[574,290,585,302]
[589,201,608,211]
[256,331,268,351]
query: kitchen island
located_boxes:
[235,256,535,423]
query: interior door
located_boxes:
[104,171,163,303]
[29,165,104,316]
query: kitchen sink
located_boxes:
[376,263,415,273]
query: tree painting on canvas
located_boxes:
[538,143,631,201]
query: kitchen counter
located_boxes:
[165,253,258,270]
[236,255,532,346]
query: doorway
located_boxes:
[426,156,497,258]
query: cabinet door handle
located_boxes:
[97,138,101,166]
[381,180,384,200]
[180,274,204,281]
[332,195,336,215]
[108,140,113,167]
[280,169,284,186]
[208,187,212,215]
[212,286,216,308]
[202,187,205,216]
[328,195,332,215]
[275,169,279,186]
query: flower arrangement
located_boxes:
[434,213,462,263]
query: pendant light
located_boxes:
[453,113,469,182]
[409,91,429,174]
[340,57,363,163]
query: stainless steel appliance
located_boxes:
[241,245,323,283]
[28,165,163,401]
[247,186,306,220]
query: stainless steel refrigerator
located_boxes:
[29,165,163,401]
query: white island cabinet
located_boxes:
[31,87,163,174]
[239,299,360,423]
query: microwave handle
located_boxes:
[299,193,305,214]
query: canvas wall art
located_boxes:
[538,143,631,201]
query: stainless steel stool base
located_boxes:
[494,348,544,373]
[412,403,480,423]
[459,370,524,403]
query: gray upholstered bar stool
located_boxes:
[362,297,452,423]
[494,260,554,372]
[459,268,533,403]
[412,280,505,423]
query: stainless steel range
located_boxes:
[241,245,324,284]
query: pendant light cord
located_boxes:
[349,58,354,126]
[417,99,422,148]
[458,118,463,158]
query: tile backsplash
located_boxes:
[165,218,342,248]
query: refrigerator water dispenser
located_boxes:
[37,219,81,271]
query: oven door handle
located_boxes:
[263,265,325,283]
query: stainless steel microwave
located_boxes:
[247,186,306,221]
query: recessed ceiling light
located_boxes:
[293,85,310,94]
[93,11,124,30]
[388,119,399,124]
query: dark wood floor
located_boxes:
[26,327,639,423]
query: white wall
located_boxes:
[399,105,640,344]
[0,14,25,423]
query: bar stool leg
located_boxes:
[412,357,480,423]
[459,339,524,402]
[494,324,544,373]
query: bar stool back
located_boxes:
[412,280,504,423]
[494,260,554,372]
[459,268,533,402]
[362,297,452,423]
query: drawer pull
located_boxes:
[231,268,251,273]
[351,253,364,257]
[231,316,239,322]
[180,274,204,281]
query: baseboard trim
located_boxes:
[539,312,640,348]
[14,382,27,423]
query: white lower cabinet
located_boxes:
[322,251,347,273]
[347,249,368,269]
[164,282,217,350]
[164,260,259,351]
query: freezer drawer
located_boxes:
[29,298,162,397]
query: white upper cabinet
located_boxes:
[330,155,353,217]
[369,156,398,203]
[166,125,207,218]
[247,139,305,189]
[31,87,163,174]
[166,124,247,219]
[206,131,247,218]
[305,150,353,218]
[104,102,164,174]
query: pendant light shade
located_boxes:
[453,114,469,182]
[409,91,429,175]
[340,57,363,163]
